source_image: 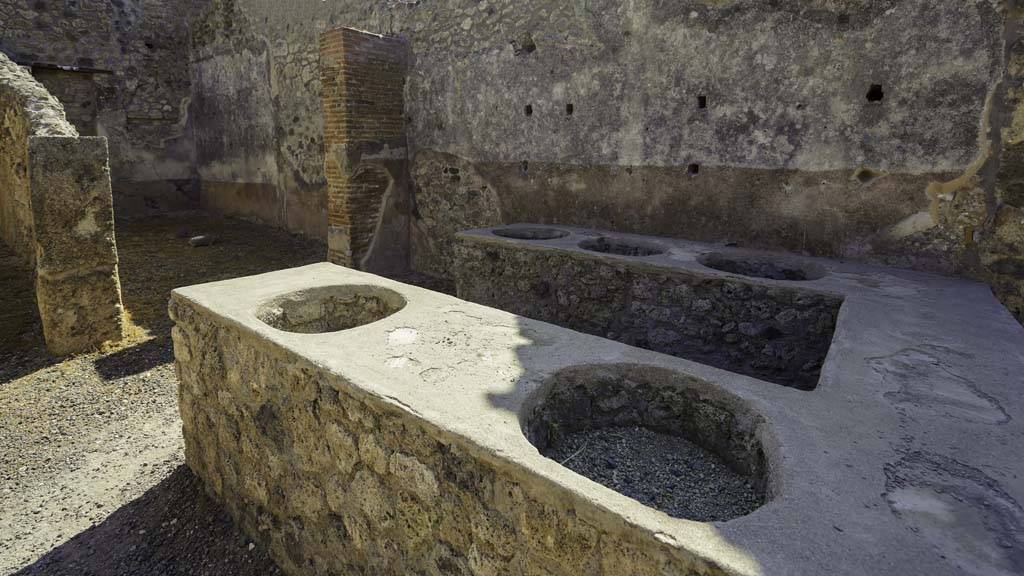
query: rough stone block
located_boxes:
[29,135,124,354]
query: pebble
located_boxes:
[188,235,219,248]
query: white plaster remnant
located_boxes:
[387,327,419,346]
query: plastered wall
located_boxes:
[183,1,1022,318]
[0,0,996,321]
[0,0,197,215]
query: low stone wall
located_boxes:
[454,227,842,390]
[0,52,124,355]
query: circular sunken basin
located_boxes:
[699,252,826,281]
[523,364,769,522]
[579,236,665,257]
[257,285,406,334]
[492,227,570,241]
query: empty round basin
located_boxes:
[492,227,570,240]
[699,252,826,281]
[523,364,770,522]
[256,285,406,334]
[579,237,665,257]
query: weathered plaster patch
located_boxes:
[870,346,1009,425]
[885,211,937,240]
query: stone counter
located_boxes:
[171,262,1024,575]
[455,227,844,390]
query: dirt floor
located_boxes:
[0,213,398,575]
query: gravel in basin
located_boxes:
[542,426,763,522]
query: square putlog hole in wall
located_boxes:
[866,84,884,102]
[698,95,707,109]
[688,164,700,176]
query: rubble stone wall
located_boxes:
[3,1,1022,323]
[986,9,1024,322]
[0,54,74,266]
[0,52,124,355]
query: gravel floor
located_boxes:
[542,426,763,522]
[11,465,283,576]
[0,213,329,575]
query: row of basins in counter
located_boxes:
[247,225,840,526]
[491,225,829,282]
[470,225,844,392]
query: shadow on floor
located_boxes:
[13,466,282,576]
[92,336,174,381]
[0,245,55,385]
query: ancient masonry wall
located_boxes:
[184,0,1024,323]
[0,53,125,355]
[322,27,410,273]
[0,0,197,215]
[3,2,1021,323]
[169,294,725,576]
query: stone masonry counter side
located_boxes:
[172,263,1024,576]
[455,225,843,390]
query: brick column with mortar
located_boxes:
[321,27,408,270]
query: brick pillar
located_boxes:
[321,27,408,270]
